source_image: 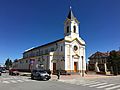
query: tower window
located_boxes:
[73,25,76,33]
[67,26,69,33]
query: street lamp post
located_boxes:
[81,56,84,77]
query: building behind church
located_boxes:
[88,51,109,72]
[13,7,86,75]
[88,51,120,74]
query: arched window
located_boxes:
[73,25,76,33]
[67,26,69,33]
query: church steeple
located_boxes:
[64,6,80,38]
[67,6,76,20]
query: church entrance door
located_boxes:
[74,62,77,72]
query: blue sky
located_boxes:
[0,0,120,64]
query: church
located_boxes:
[13,7,86,75]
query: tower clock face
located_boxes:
[74,45,78,51]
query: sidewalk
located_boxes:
[51,71,117,81]
[51,74,111,81]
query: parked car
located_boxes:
[0,72,1,76]
[9,69,19,76]
[0,69,2,76]
[1,68,6,73]
[31,70,51,80]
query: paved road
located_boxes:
[0,73,97,90]
[60,76,120,90]
[90,76,120,84]
[0,73,120,90]
[0,73,32,84]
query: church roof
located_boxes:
[24,38,64,53]
[67,7,76,20]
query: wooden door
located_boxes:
[74,62,77,72]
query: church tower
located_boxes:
[64,6,86,75]
[64,7,80,39]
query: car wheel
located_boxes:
[31,75,34,80]
[31,76,34,80]
[46,78,49,80]
[43,78,47,81]
[17,73,19,76]
[43,76,48,81]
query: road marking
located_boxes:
[81,82,101,86]
[17,80,24,82]
[76,82,87,85]
[10,80,17,83]
[23,79,31,81]
[2,81,10,84]
[105,85,120,90]
[76,81,95,85]
[89,83,107,87]
[60,79,120,90]
[97,84,115,89]
[70,81,77,84]
[69,80,89,85]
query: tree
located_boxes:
[9,60,12,67]
[108,50,120,75]
[5,58,12,69]
[5,58,10,69]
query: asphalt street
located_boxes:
[89,76,120,84]
[0,73,99,90]
[0,73,120,90]
[0,79,100,90]
[59,76,120,90]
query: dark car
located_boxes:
[0,72,1,76]
[0,69,2,76]
[31,70,51,80]
[9,69,19,76]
